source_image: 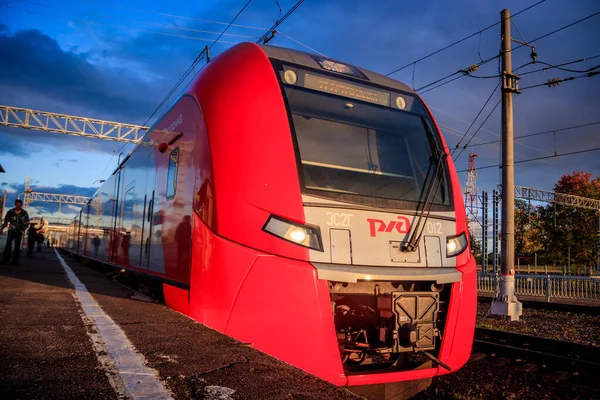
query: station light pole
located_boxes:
[492,8,522,321]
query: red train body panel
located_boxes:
[64,42,476,388]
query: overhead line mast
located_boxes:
[492,9,522,321]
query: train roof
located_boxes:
[257,43,415,95]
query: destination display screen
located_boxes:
[304,74,390,106]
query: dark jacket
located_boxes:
[2,208,30,232]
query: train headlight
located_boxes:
[446,232,468,257]
[262,215,323,252]
[289,229,307,242]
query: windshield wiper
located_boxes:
[401,119,447,252]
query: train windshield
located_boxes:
[282,76,451,210]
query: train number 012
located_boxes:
[325,212,353,227]
[426,222,443,234]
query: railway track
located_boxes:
[474,327,600,373]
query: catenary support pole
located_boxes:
[492,8,522,321]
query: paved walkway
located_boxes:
[0,249,361,400]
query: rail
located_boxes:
[478,273,600,302]
[474,327,600,372]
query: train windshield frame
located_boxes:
[274,61,453,212]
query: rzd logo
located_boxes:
[367,217,411,237]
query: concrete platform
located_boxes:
[0,249,362,400]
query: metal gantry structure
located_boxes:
[515,185,600,211]
[1,105,147,225]
[23,192,90,208]
[482,185,600,275]
[0,104,148,143]
[18,178,91,224]
[514,185,600,272]
[21,178,90,209]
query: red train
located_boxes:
[64,42,476,389]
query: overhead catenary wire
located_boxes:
[142,0,255,127]
[439,122,548,161]
[432,110,551,169]
[79,0,268,31]
[458,146,600,172]
[439,123,502,152]
[465,120,600,148]
[418,75,464,95]
[514,55,600,77]
[431,106,501,138]
[17,0,259,39]
[449,82,500,157]
[511,10,600,54]
[256,0,305,44]
[415,54,499,92]
[385,0,548,77]
[454,98,501,161]
[416,8,600,96]
[143,0,306,128]
[164,1,308,124]
[275,31,326,56]
[519,70,600,90]
[0,4,241,44]
[529,60,600,74]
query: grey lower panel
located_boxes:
[313,262,462,284]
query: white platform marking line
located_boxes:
[55,249,173,400]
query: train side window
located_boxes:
[166,148,179,199]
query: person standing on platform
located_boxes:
[26,222,38,256]
[36,216,47,252]
[0,199,30,265]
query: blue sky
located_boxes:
[1,0,599,219]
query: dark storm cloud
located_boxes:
[0,28,160,124]
[0,133,32,156]
[0,127,125,156]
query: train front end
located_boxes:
[190,43,476,388]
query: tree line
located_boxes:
[471,171,600,269]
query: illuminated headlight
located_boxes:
[262,215,323,252]
[446,232,468,257]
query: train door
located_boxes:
[153,141,188,281]
[141,154,156,268]
[109,168,123,264]
[124,145,151,269]
[83,204,90,256]
[142,144,158,269]
[119,176,135,268]
[141,141,164,273]
[144,96,199,283]
[76,209,83,254]
[97,174,117,263]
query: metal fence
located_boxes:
[478,273,600,302]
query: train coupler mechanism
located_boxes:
[378,291,440,353]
